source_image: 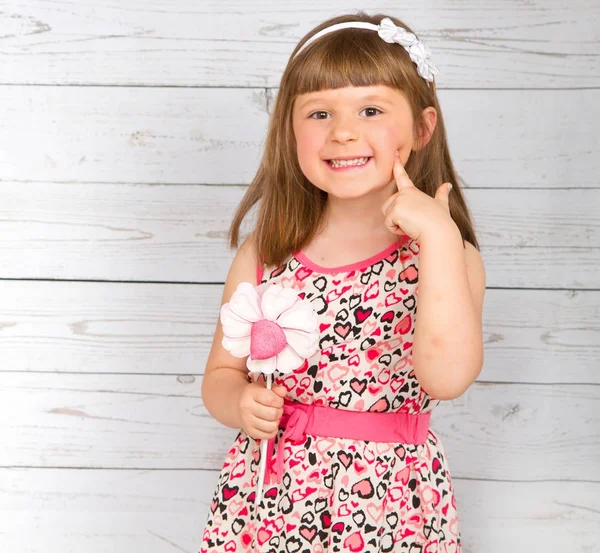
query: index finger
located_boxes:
[393,151,415,191]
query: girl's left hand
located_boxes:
[382,151,455,242]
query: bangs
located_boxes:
[290,29,412,96]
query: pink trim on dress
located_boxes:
[294,235,408,274]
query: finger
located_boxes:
[256,389,284,408]
[435,182,453,210]
[381,192,397,215]
[253,404,283,422]
[250,429,278,440]
[248,422,279,440]
[383,211,403,236]
[250,415,280,434]
[271,385,288,398]
[393,151,416,192]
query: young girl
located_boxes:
[200,11,486,553]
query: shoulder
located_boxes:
[463,240,486,317]
[223,233,260,298]
[237,233,259,268]
[203,235,259,380]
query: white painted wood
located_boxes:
[0,373,597,481]
[0,87,597,188]
[1,183,599,286]
[0,281,597,384]
[0,469,598,553]
[0,87,267,185]
[1,1,598,88]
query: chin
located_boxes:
[316,178,389,199]
[322,186,381,202]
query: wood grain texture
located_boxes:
[1,183,599,286]
[0,469,598,553]
[0,87,597,187]
[0,87,267,185]
[1,1,598,88]
[0,280,597,383]
[0,373,598,481]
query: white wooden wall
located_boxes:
[1,2,598,552]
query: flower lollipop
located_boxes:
[220,281,319,505]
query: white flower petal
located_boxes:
[282,328,320,358]
[247,356,277,375]
[275,345,304,374]
[255,282,271,298]
[220,304,253,339]
[222,335,251,358]
[276,300,318,333]
[228,282,262,322]
[260,285,299,322]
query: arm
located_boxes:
[201,235,259,428]
[412,222,486,400]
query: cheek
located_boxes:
[377,126,413,165]
[296,133,317,157]
[294,122,321,151]
[294,130,323,176]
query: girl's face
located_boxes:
[292,85,418,200]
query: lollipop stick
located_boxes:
[254,372,271,510]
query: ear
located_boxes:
[413,107,437,151]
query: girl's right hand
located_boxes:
[238,380,287,440]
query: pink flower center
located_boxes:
[250,319,287,360]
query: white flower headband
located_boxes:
[293,17,438,83]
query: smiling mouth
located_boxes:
[326,156,372,168]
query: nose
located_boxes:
[329,114,359,144]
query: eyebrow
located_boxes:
[297,94,394,110]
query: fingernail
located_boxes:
[448,183,453,191]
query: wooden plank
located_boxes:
[2,183,599,286]
[0,281,598,384]
[1,1,598,88]
[0,87,597,187]
[0,468,597,553]
[0,374,598,481]
[0,87,268,185]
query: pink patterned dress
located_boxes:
[199,234,461,553]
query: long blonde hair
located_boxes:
[229,12,480,267]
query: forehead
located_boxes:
[294,85,409,110]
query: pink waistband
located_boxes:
[264,398,431,485]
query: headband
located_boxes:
[293,17,438,83]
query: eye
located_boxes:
[360,107,382,117]
[309,111,330,119]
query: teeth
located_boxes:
[328,157,370,168]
